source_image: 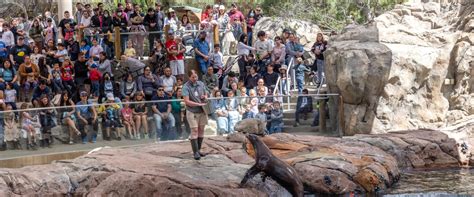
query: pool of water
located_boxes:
[384,168,474,196]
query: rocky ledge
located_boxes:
[0,129,467,195]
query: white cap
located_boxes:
[106,93,114,101]
[219,5,225,10]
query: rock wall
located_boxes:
[253,17,322,51]
[0,129,464,195]
[325,1,473,135]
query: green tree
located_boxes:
[261,0,404,31]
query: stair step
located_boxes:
[283,118,315,126]
[282,125,319,133]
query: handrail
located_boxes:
[0,93,340,114]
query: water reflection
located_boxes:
[385,168,474,196]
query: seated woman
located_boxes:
[211,90,228,135]
[132,92,148,139]
[226,90,240,133]
[58,91,81,144]
[99,72,114,102]
[38,94,56,148]
[120,73,137,99]
[0,60,19,92]
[137,66,161,101]
[18,56,40,102]
[254,78,268,97]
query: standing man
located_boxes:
[144,8,159,54]
[58,11,77,41]
[193,31,210,74]
[182,70,208,160]
[155,2,165,42]
[75,3,84,25]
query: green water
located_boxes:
[384,168,474,196]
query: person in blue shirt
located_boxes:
[80,40,91,59]
[193,31,210,74]
[293,57,310,94]
[0,40,8,62]
[76,91,98,144]
[0,60,19,92]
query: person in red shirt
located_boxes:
[88,62,102,97]
[201,5,212,22]
[61,58,76,94]
[165,31,186,80]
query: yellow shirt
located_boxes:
[124,48,136,57]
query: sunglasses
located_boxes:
[158,89,164,91]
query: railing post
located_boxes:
[114,27,121,58]
[319,99,327,133]
[243,20,247,35]
[164,24,170,41]
[338,95,345,136]
[77,28,83,43]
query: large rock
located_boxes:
[253,17,321,50]
[0,130,465,195]
[325,2,474,135]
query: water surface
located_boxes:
[384,168,474,196]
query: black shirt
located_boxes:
[244,73,261,89]
[312,41,328,60]
[263,72,279,88]
[74,59,89,78]
[9,44,31,65]
[58,18,77,37]
[151,95,170,113]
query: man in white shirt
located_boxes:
[160,67,177,96]
[253,30,272,74]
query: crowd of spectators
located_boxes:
[0,2,328,151]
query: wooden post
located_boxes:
[338,95,345,136]
[77,28,83,43]
[164,24,170,41]
[243,20,247,35]
[213,24,219,45]
[319,99,327,133]
[114,27,121,58]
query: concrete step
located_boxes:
[282,125,319,133]
[282,118,315,126]
[282,109,319,119]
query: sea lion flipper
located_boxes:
[240,165,259,187]
[261,172,267,182]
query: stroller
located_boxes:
[116,56,147,80]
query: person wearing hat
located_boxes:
[164,8,180,33]
[221,71,238,96]
[278,64,288,94]
[98,93,122,141]
[165,29,186,80]
[193,31,210,74]
[76,90,98,143]
[9,36,31,69]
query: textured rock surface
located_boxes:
[325,2,474,135]
[253,17,321,51]
[0,129,464,195]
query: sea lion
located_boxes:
[240,134,304,197]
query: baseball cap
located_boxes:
[106,93,114,101]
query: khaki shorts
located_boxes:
[186,110,208,129]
